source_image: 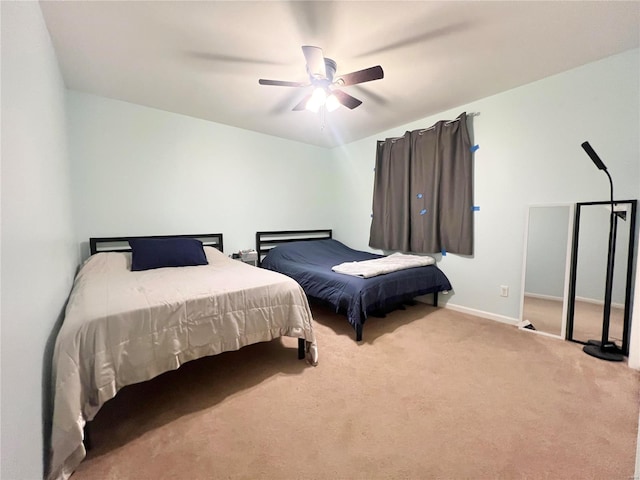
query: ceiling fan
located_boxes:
[258,46,384,112]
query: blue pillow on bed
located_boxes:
[129,237,209,271]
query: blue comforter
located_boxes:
[260,239,452,330]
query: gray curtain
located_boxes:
[369,131,411,251]
[369,112,473,255]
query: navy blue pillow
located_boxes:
[129,237,209,271]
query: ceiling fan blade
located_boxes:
[259,79,307,87]
[335,66,384,86]
[332,90,363,110]
[292,94,312,111]
[301,45,326,79]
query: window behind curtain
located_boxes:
[369,112,473,255]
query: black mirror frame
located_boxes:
[566,199,637,356]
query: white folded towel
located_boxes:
[332,252,435,278]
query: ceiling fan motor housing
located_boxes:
[324,58,337,82]
[308,57,337,87]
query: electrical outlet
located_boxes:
[500,285,509,297]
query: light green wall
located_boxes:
[1,3,79,478]
[67,91,338,259]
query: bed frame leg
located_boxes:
[298,338,305,359]
[356,324,363,342]
[434,291,439,307]
[83,422,92,451]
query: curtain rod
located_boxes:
[418,117,459,134]
[385,112,479,142]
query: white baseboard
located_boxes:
[444,303,520,326]
[526,293,624,310]
[575,295,625,310]
[416,296,519,326]
[524,292,563,302]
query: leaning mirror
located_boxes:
[520,204,573,338]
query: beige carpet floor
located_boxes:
[73,303,639,479]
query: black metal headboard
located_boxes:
[255,229,332,266]
[89,233,224,255]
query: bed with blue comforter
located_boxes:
[258,233,452,341]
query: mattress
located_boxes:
[48,246,316,480]
[260,239,452,329]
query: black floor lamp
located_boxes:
[580,141,624,362]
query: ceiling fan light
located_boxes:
[325,93,340,112]
[305,102,320,113]
[306,87,326,112]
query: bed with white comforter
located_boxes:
[48,245,317,480]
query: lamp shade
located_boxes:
[325,93,340,112]
[582,141,607,171]
[306,88,326,112]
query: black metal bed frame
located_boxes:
[255,229,333,267]
[90,233,224,255]
[255,229,439,341]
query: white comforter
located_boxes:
[332,252,435,278]
[48,247,317,480]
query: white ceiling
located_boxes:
[39,1,640,148]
